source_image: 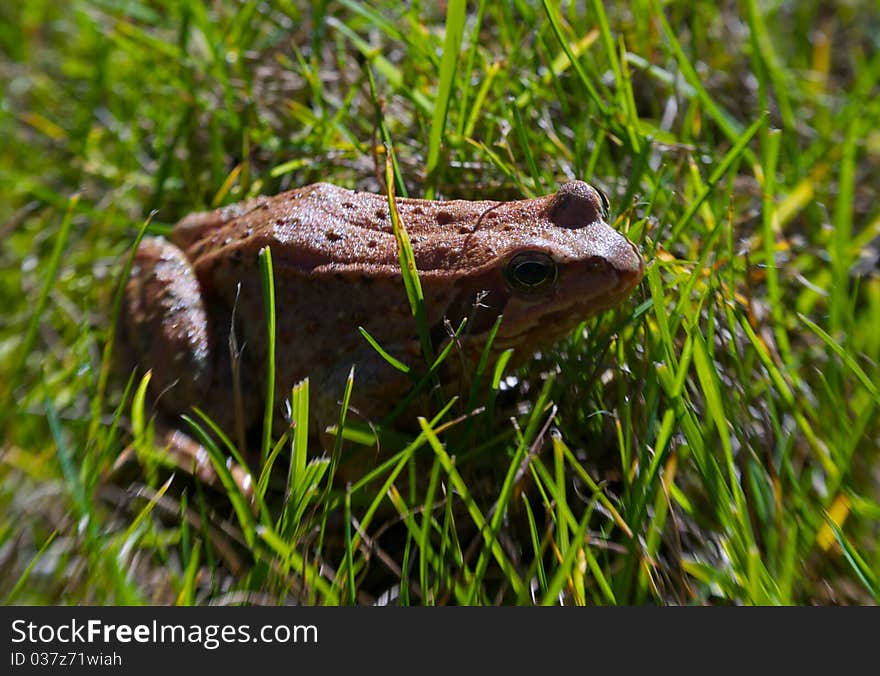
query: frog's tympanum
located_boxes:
[122,181,643,486]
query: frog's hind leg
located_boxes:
[109,418,255,501]
[120,238,256,497]
[123,237,214,415]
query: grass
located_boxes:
[1,0,879,605]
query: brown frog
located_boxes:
[121,180,643,485]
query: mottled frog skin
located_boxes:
[122,180,643,484]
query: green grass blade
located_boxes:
[258,246,276,464]
[424,0,466,197]
[385,150,434,363]
[2,194,78,430]
[670,114,765,240]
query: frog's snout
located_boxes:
[612,237,644,285]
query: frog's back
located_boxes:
[174,183,507,277]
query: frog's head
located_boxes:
[420,180,644,361]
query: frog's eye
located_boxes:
[505,251,558,293]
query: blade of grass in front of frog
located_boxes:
[343,483,356,604]
[418,455,444,605]
[423,0,466,199]
[45,388,87,526]
[47,390,142,604]
[314,365,356,584]
[119,473,174,550]
[539,498,596,606]
[466,376,556,602]
[437,479,465,604]
[385,149,433,364]
[282,458,330,542]
[381,317,466,428]
[358,327,410,373]
[286,379,309,507]
[627,408,676,534]
[176,538,202,606]
[365,63,407,196]
[519,493,549,598]
[338,400,463,599]
[691,332,755,544]
[555,439,624,604]
[281,379,332,539]
[1,194,77,432]
[85,368,137,497]
[386,485,421,603]
[466,411,544,601]
[558,437,634,539]
[258,246,276,465]
[130,371,159,487]
[399,517,414,605]
[256,430,290,504]
[189,405,274,527]
[635,451,678,605]
[389,470,471,605]
[419,417,525,601]
[485,347,514,431]
[349,397,458,521]
[256,525,340,605]
[461,314,503,443]
[181,414,258,548]
[332,366,356,464]
[190,405,253,482]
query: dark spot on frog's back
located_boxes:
[435,211,454,225]
[548,180,605,229]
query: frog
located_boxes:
[120,180,644,488]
